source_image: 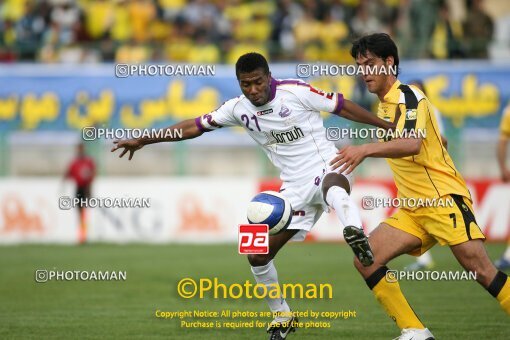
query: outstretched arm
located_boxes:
[337,99,395,130]
[111,119,203,160]
[330,138,422,175]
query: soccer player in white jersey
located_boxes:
[112,53,394,339]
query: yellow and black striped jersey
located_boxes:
[376,80,471,209]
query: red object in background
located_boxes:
[66,157,95,188]
[0,48,16,62]
[258,178,282,193]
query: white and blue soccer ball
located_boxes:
[247,191,292,235]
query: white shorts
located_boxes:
[279,168,353,242]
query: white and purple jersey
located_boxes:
[195,78,344,183]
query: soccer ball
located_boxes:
[247,191,292,235]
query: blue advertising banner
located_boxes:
[0,62,508,133]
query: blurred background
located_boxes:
[0,0,509,244]
[1,0,508,63]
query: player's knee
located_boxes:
[322,173,350,199]
[464,261,496,287]
[247,253,272,267]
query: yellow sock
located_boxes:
[498,285,510,314]
[367,266,424,329]
[489,271,510,315]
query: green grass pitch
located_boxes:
[0,243,509,339]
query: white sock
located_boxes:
[326,186,362,229]
[251,260,291,322]
[504,246,510,260]
[417,252,433,266]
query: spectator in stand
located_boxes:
[430,0,464,59]
[50,0,80,46]
[409,0,438,58]
[15,0,48,60]
[464,0,494,58]
[0,0,501,62]
[270,0,303,59]
[350,0,383,38]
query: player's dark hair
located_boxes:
[235,52,269,79]
[351,33,400,77]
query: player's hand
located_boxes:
[111,139,144,160]
[385,121,397,131]
[330,145,368,175]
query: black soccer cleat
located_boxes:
[267,316,298,340]
[343,225,374,266]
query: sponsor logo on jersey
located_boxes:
[279,104,291,118]
[269,126,305,144]
[257,108,273,116]
[405,109,417,120]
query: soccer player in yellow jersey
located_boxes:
[404,80,446,271]
[495,103,510,270]
[330,33,510,340]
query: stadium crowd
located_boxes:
[0,0,500,63]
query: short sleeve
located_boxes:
[195,98,240,132]
[279,80,344,114]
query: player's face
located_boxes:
[238,69,271,107]
[355,51,392,95]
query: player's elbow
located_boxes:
[337,100,353,118]
[189,125,204,139]
[407,138,422,155]
[341,99,362,115]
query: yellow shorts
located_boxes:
[383,194,486,256]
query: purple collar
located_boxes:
[268,77,277,102]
